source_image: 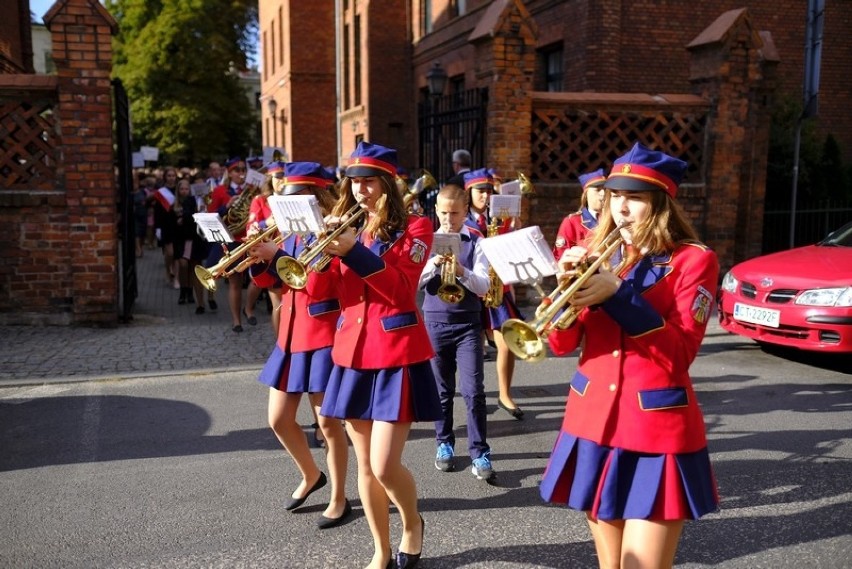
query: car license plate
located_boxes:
[733,302,781,328]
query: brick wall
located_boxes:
[0,0,119,326]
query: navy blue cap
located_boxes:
[578,169,606,190]
[605,143,686,198]
[282,161,335,196]
[346,141,398,178]
[464,168,494,191]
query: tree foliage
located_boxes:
[106,0,260,166]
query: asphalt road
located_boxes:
[2,320,851,568]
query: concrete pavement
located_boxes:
[0,249,279,385]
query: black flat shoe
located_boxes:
[498,400,524,420]
[208,299,218,311]
[284,472,327,511]
[317,499,352,529]
[242,309,257,326]
[395,514,424,569]
[232,325,243,333]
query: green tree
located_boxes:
[106,0,259,165]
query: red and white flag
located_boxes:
[153,187,175,210]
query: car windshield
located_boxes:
[818,221,852,247]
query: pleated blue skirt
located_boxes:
[257,345,334,393]
[320,360,442,423]
[540,431,719,521]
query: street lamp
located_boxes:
[425,62,448,177]
[267,98,278,146]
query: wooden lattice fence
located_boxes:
[0,84,59,191]
[530,94,710,185]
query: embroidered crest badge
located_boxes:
[691,285,713,324]
[410,239,428,264]
[554,236,566,248]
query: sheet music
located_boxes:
[190,182,209,198]
[478,226,558,285]
[193,213,234,243]
[267,195,326,235]
[432,232,461,258]
[489,194,521,219]
[499,179,521,196]
[245,168,266,188]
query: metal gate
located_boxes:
[113,78,137,322]
[418,87,488,223]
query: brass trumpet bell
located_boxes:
[194,223,282,292]
[502,318,547,362]
[517,172,536,195]
[276,203,366,290]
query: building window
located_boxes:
[420,0,432,36]
[354,13,362,106]
[262,30,268,80]
[540,44,564,92]
[271,18,276,74]
[343,23,350,109]
[449,0,467,18]
[279,7,284,70]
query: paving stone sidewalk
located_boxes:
[1,250,276,385]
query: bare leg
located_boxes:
[162,242,175,284]
[245,281,261,320]
[586,515,625,569]
[189,261,206,310]
[346,419,393,569]
[310,393,348,518]
[493,329,518,409]
[621,519,683,569]
[228,274,242,327]
[268,389,322,499]
[268,289,282,332]
[370,421,422,557]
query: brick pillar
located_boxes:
[45,0,119,325]
[472,0,537,179]
[687,8,778,271]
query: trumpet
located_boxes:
[436,254,465,304]
[276,202,366,290]
[500,222,631,362]
[194,223,287,292]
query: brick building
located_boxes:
[259,0,851,274]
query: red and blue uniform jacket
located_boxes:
[208,182,246,241]
[330,214,435,369]
[552,207,597,261]
[547,242,719,454]
[250,234,340,353]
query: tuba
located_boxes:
[500,222,631,362]
[436,254,465,303]
[403,170,437,212]
[223,183,261,236]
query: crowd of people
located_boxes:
[136,139,720,568]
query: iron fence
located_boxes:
[763,200,852,252]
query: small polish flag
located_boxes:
[153,187,175,210]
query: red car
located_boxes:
[718,221,852,353]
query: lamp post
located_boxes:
[426,62,447,177]
[267,98,278,147]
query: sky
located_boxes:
[30,0,65,23]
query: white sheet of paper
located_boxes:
[262,146,288,164]
[432,232,461,258]
[478,226,558,285]
[132,152,145,168]
[489,194,522,219]
[140,146,159,161]
[193,213,234,243]
[267,195,326,235]
[190,182,209,197]
[245,168,266,188]
[499,179,521,196]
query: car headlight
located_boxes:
[795,287,852,307]
[721,271,738,294]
